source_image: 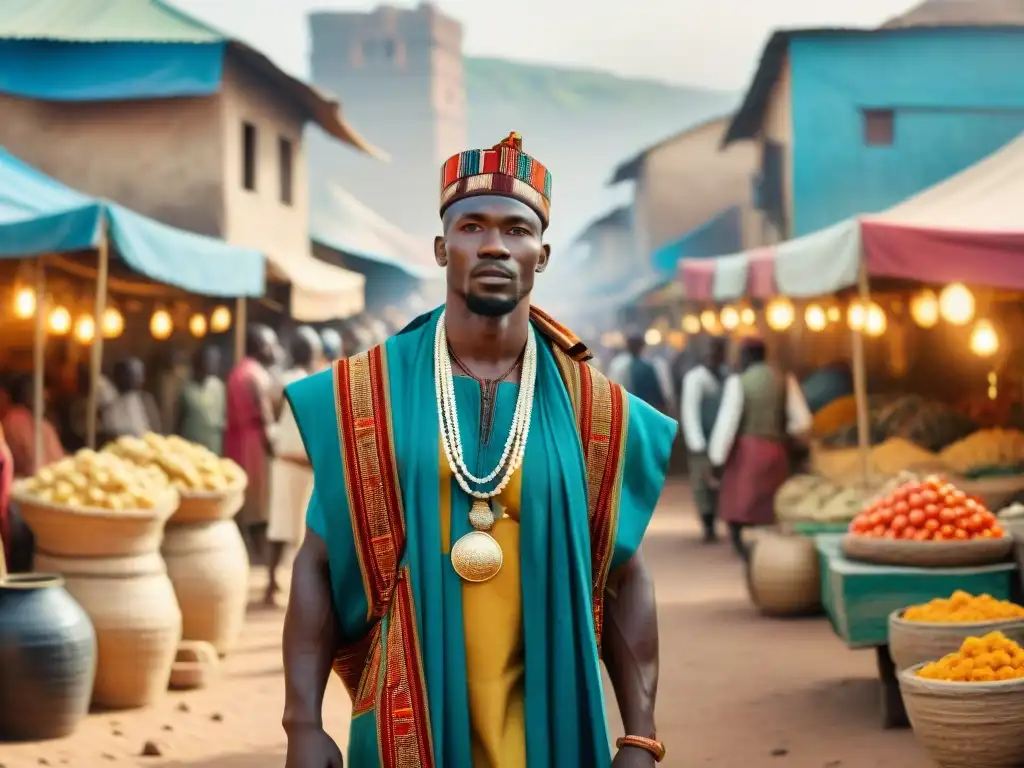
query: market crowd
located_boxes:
[0,318,398,604]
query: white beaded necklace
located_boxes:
[434,310,537,500]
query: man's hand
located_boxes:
[285,725,343,768]
[612,745,657,767]
[705,465,721,490]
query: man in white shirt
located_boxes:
[708,338,812,558]
[680,336,726,543]
[606,333,675,414]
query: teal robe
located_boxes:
[287,308,676,767]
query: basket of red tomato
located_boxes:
[842,476,1013,567]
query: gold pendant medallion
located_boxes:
[451,530,503,583]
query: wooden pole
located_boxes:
[32,258,46,473]
[86,225,110,450]
[851,259,872,486]
[234,297,247,365]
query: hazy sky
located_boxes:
[176,0,922,90]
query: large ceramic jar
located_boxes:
[162,520,250,656]
[0,574,97,740]
[747,531,822,618]
[34,551,182,710]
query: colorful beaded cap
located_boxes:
[440,132,552,225]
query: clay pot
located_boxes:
[747,531,822,617]
[0,574,96,740]
[171,485,245,525]
[162,520,250,656]
[34,551,182,710]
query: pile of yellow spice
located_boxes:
[903,591,1024,623]
[918,632,1024,682]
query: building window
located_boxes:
[863,109,894,146]
[242,122,257,191]
[278,137,294,206]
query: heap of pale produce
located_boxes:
[939,428,1024,477]
[104,433,245,493]
[917,631,1024,681]
[904,591,1024,623]
[847,476,1005,541]
[775,473,907,523]
[15,448,173,511]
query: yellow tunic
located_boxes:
[440,444,527,768]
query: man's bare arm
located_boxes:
[603,550,659,740]
[282,529,338,733]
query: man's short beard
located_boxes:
[465,292,522,318]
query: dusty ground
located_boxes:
[2,481,936,768]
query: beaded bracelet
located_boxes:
[615,735,666,762]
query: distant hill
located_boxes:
[463,57,739,248]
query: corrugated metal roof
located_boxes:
[0,0,223,43]
[608,114,733,185]
[883,0,1024,28]
[0,0,385,158]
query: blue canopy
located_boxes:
[650,205,743,276]
[0,146,264,297]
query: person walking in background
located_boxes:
[680,335,727,543]
[177,345,226,455]
[607,331,675,414]
[319,327,343,365]
[104,357,161,439]
[225,324,278,558]
[708,337,812,559]
[65,363,117,451]
[156,348,191,438]
[0,374,66,477]
[264,326,323,606]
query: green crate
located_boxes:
[814,534,1018,648]
[792,521,849,537]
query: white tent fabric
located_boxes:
[269,251,365,322]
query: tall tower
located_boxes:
[309,3,467,240]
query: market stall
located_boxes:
[0,145,264,463]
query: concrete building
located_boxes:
[0,0,379,319]
[724,0,1024,239]
[308,2,467,240]
[609,115,760,264]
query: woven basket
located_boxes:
[170,481,246,526]
[13,491,179,558]
[899,663,1024,767]
[889,610,1024,671]
[959,475,1024,513]
[841,534,1013,568]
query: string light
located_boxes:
[644,328,662,346]
[73,314,96,344]
[150,309,173,340]
[827,306,840,323]
[47,306,71,335]
[864,303,887,337]
[847,301,866,332]
[101,307,124,339]
[740,307,756,327]
[719,306,740,331]
[189,313,208,338]
[910,289,940,329]
[804,304,827,332]
[765,298,794,331]
[210,305,232,333]
[681,314,701,335]
[939,283,975,326]
[970,319,999,357]
[700,309,718,333]
[13,287,35,319]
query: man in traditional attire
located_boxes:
[708,338,812,558]
[282,133,676,768]
[224,324,278,556]
[177,345,226,455]
[680,335,726,543]
[265,327,323,606]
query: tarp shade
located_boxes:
[268,251,365,323]
[309,176,437,279]
[862,130,1024,289]
[0,146,264,297]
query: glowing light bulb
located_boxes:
[210,305,232,333]
[13,287,35,318]
[970,319,999,357]
[73,314,95,344]
[101,307,124,339]
[864,303,887,337]
[720,306,740,331]
[804,304,827,332]
[910,289,939,329]
[939,283,975,326]
[847,302,866,332]
[150,309,173,340]
[48,306,71,335]
[740,307,756,327]
[765,298,794,331]
[644,328,662,346]
[681,314,701,335]
[827,306,840,323]
[189,313,208,338]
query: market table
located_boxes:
[814,533,1017,728]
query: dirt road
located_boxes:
[2,481,935,767]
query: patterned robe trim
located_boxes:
[551,346,629,652]
[529,305,593,362]
[332,623,382,717]
[333,347,407,621]
[376,568,435,768]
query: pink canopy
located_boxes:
[861,131,1024,289]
